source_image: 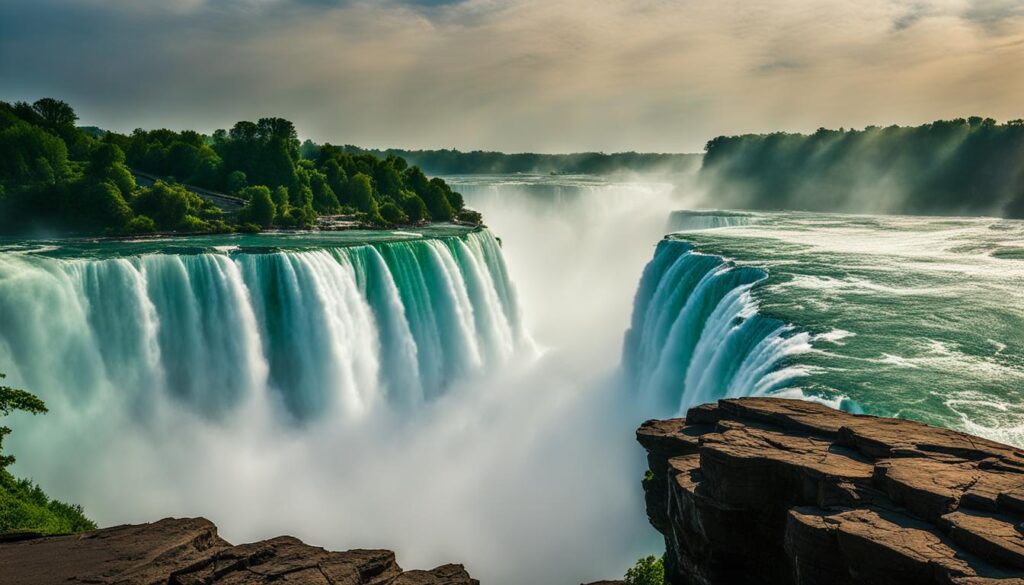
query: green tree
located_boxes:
[0,123,67,186]
[0,373,96,535]
[374,157,403,198]
[227,170,248,194]
[31,99,91,158]
[30,98,77,129]
[273,185,290,215]
[379,202,408,225]
[323,158,348,201]
[79,181,132,231]
[399,192,428,223]
[0,373,47,471]
[348,172,375,212]
[624,555,664,585]
[86,143,134,196]
[125,215,157,234]
[457,208,482,225]
[421,179,454,221]
[241,185,276,228]
[310,171,340,214]
[133,181,202,230]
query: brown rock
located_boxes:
[0,517,477,585]
[637,398,1024,585]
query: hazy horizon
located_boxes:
[3,0,1023,153]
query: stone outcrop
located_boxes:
[637,398,1024,585]
[0,517,477,585]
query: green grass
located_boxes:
[0,469,96,535]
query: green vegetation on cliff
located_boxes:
[0,373,95,535]
[0,470,96,535]
[0,98,472,235]
[624,555,664,585]
[701,117,1024,217]
[328,145,701,176]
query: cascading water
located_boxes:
[0,186,675,585]
[0,229,528,422]
[623,238,812,416]
[666,209,757,232]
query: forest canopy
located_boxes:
[330,146,701,176]
[0,98,470,235]
[699,118,1024,218]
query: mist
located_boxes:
[695,118,1024,217]
[5,175,692,585]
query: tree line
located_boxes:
[0,98,474,235]
[700,117,1024,218]
[332,145,701,176]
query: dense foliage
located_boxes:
[0,373,96,535]
[328,145,701,176]
[0,470,96,535]
[0,98,470,235]
[0,373,45,472]
[701,118,1024,218]
[624,555,664,585]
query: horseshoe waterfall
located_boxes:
[622,239,811,416]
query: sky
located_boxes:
[2,0,1023,153]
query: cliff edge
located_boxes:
[0,517,477,585]
[637,398,1024,585]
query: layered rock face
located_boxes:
[0,517,476,585]
[637,398,1024,585]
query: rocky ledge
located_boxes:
[637,398,1024,585]
[0,517,476,585]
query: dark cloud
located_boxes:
[892,2,931,30]
[963,0,1024,28]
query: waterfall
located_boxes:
[623,238,812,415]
[0,230,528,422]
[666,210,757,232]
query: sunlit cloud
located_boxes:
[1,0,1022,152]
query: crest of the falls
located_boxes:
[666,209,757,231]
[627,211,1024,447]
[0,229,529,422]
[623,239,811,415]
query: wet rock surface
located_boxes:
[637,398,1024,585]
[0,517,477,585]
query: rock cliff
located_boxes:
[0,517,477,585]
[637,398,1024,585]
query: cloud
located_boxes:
[964,0,1024,28]
[1,0,1023,152]
[893,2,933,30]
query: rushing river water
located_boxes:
[1,174,1021,584]
[642,211,1024,446]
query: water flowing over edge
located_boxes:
[623,237,848,416]
[0,229,531,423]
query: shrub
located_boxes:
[456,208,482,225]
[125,215,157,234]
[624,555,664,585]
[0,470,96,535]
[380,202,408,225]
[240,185,275,228]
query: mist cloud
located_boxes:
[1,0,1022,156]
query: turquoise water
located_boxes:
[0,225,475,259]
[5,181,1024,582]
[0,227,528,422]
[626,211,1024,446]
